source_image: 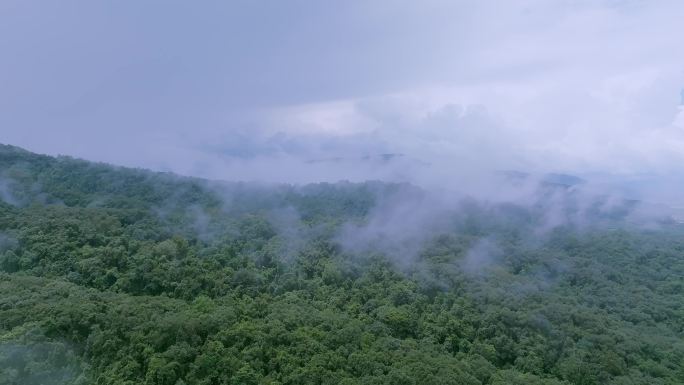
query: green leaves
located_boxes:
[2,145,684,384]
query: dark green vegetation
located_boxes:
[1,144,683,385]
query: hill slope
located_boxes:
[1,144,683,385]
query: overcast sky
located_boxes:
[2,0,684,189]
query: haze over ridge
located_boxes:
[1,0,684,203]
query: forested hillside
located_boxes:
[1,144,683,385]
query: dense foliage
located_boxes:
[1,144,683,385]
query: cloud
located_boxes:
[461,238,502,277]
[1,0,683,204]
[0,176,19,206]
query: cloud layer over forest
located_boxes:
[1,0,684,204]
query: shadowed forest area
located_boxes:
[1,144,683,385]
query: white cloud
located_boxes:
[227,0,684,180]
[1,0,683,201]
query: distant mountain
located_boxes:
[2,143,684,384]
[541,173,585,186]
[496,170,585,188]
[306,153,430,167]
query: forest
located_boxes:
[1,143,683,385]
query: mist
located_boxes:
[0,333,87,385]
[4,3,684,383]
[0,175,20,206]
[1,0,683,283]
[0,1,683,211]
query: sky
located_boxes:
[1,0,684,194]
